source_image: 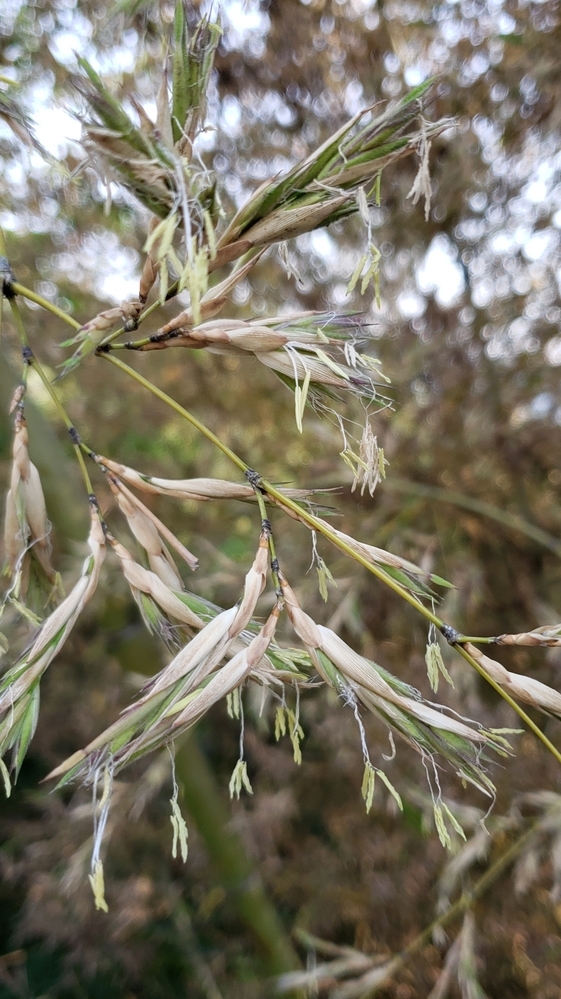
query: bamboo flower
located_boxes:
[107,536,204,630]
[96,456,314,505]
[274,508,451,598]
[60,300,143,373]
[465,643,561,717]
[495,624,561,647]
[280,576,505,797]
[3,406,55,584]
[47,531,272,784]
[0,508,105,782]
[108,475,198,586]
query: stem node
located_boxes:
[0,255,16,298]
[440,623,462,644]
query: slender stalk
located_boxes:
[5,291,96,500]
[454,636,496,644]
[101,353,561,766]
[102,353,248,473]
[30,359,96,498]
[252,486,282,593]
[10,282,81,330]
[108,337,157,350]
[98,280,180,349]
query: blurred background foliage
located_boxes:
[2,0,561,996]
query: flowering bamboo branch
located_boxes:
[101,352,561,768]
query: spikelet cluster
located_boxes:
[0,507,105,787]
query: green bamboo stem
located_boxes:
[29,359,96,498]
[101,353,561,767]
[175,734,303,987]
[102,353,247,473]
[3,279,96,502]
[10,282,81,330]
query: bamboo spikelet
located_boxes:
[46,530,272,783]
[96,454,317,505]
[495,624,561,647]
[109,535,203,639]
[280,574,505,798]
[107,474,198,586]
[0,507,105,783]
[126,311,390,429]
[270,504,451,599]
[60,300,143,374]
[465,643,561,717]
[3,399,59,619]
[4,405,54,581]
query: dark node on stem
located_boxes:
[68,426,81,445]
[0,256,16,298]
[271,557,280,575]
[124,340,138,349]
[440,623,462,644]
[149,330,180,344]
[261,518,272,536]
[245,468,266,493]
[95,343,111,354]
[21,344,33,363]
[88,493,99,509]
[124,317,139,333]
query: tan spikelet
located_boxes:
[495,624,561,647]
[109,476,198,574]
[170,603,282,732]
[0,508,105,717]
[465,643,561,717]
[317,627,486,742]
[4,410,55,582]
[139,217,160,302]
[143,606,240,700]
[76,300,143,340]
[229,530,269,635]
[109,537,202,628]
[279,574,322,648]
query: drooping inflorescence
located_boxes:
[2,2,561,922]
